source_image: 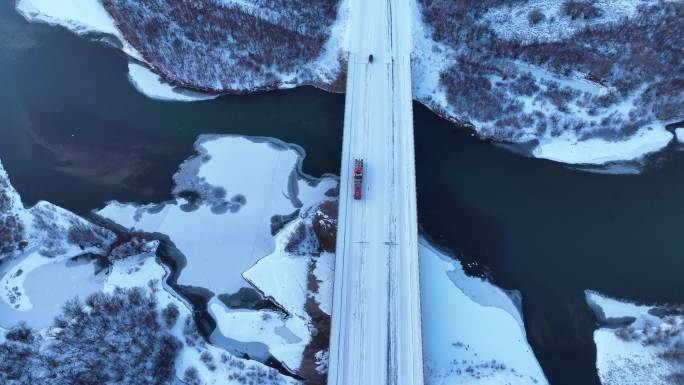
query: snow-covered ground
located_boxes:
[15,0,143,61]
[0,159,115,329]
[0,153,307,384]
[15,0,218,101]
[106,246,299,385]
[421,239,548,385]
[16,0,120,38]
[127,62,218,102]
[484,0,651,44]
[586,290,684,385]
[676,128,684,144]
[410,0,682,168]
[99,135,336,297]
[532,125,673,165]
[0,252,104,329]
[98,134,337,377]
[211,205,335,374]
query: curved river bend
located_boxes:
[2,3,683,384]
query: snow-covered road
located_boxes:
[327,0,424,383]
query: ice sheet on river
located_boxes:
[99,134,337,376]
[0,154,303,384]
[420,239,548,385]
[3,132,555,383]
[99,135,336,298]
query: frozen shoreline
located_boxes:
[420,239,548,385]
[586,290,684,385]
[0,159,115,329]
[14,0,682,169]
[409,0,681,168]
[0,147,313,383]
[98,134,337,378]
[16,0,221,102]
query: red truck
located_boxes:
[353,159,364,200]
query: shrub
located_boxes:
[162,303,180,328]
[528,9,545,25]
[563,1,602,20]
[0,288,181,385]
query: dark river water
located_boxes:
[2,3,683,385]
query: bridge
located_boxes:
[326,0,424,383]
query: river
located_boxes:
[1,3,683,385]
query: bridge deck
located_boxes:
[326,0,424,383]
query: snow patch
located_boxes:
[313,252,334,315]
[533,125,673,165]
[99,135,336,296]
[420,239,547,385]
[676,128,684,144]
[586,291,684,385]
[212,203,334,373]
[127,63,218,102]
[105,247,298,385]
[15,0,143,60]
[0,159,114,329]
[16,0,120,36]
[485,0,649,44]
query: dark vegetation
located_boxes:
[67,220,114,250]
[0,213,24,256]
[312,199,337,253]
[419,0,684,142]
[0,287,181,385]
[102,0,341,91]
[527,9,544,25]
[0,172,25,258]
[563,1,602,20]
[284,199,337,254]
[613,307,684,383]
[180,316,289,384]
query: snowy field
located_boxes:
[484,0,654,44]
[586,291,684,385]
[99,135,336,297]
[411,0,682,168]
[0,152,312,383]
[0,159,114,329]
[0,254,103,329]
[211,206,335,375]
[106,247,298,385]
[99,134,337,377]
[676,128,684,144]
[421,240,548,385]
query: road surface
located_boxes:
[326,0,424,383]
